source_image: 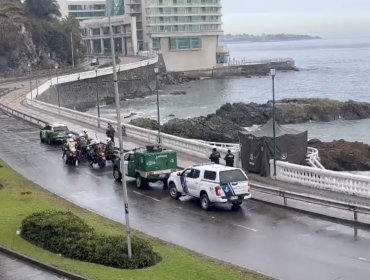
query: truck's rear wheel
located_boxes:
[113,167,122,181]
[136,174,147,189]
[200,193,210,211]
[169,183,180,199]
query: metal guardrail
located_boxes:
[0,103,47,128]
[251,183,370,224]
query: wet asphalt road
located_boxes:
[1,110,370,280]
[0,252,62,280]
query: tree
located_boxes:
[0,0,23,19]
[25,0,60,20]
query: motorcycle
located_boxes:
[65,149,79,166]
[87,143,106,168]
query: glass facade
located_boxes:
[169,37,201,50]
[106,0,125,16]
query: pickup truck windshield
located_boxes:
[54,126,68,132]
[220,170,247,184]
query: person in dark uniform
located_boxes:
[106,123,115,143]
[209,148,221,164]
[224,150,235,167]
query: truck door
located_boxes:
[186,169,200,197]
[124,153,135,177]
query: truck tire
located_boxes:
[200,193,210,211]
[113,167,122,181]
[136,174,147,189]
[169,183,180,199]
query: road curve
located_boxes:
[1,105,370,280]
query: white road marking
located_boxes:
[358,257,370,263]
[232,223,258,232]
[133,191,160,202]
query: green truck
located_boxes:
[113,146,177,188]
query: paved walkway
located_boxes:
[0,252,63,280]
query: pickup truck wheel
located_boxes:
[136,174,147,189]
[231,201,243,208]
[169,183,180,199]
[113,167,122,181]
[200,193,210,211]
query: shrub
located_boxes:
[21,210,158,269]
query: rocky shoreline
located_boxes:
[129,98,370,171]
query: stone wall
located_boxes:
[37,63,157,111]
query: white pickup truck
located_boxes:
[168,163,251,210]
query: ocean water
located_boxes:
[91,37,370,143]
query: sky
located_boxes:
[221,0,370,38]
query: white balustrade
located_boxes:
[270,159,370,198]
[26,57,229,162]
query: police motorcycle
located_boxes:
[86,139,107,168]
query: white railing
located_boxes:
[28,57,159,100]
[306,147,325,169]
[271,159,370,198]
[25,57,231,164]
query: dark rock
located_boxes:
[309,139,370,171]
[162,115,240,143]
[129,118,158,130]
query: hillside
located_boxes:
[0,0,84,75]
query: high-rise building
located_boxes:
[59,0,228,71]
[59,0,124,21]
[143,0,225,71]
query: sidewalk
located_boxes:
[0,252,63,280]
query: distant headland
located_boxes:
[220,33,321,43]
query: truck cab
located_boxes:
[168,163,251,210]
[113,146,177,188]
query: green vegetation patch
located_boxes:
[0,161,270,280]
[21,210,158,269]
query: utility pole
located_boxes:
[270,69,277,177]
[71,32,75,68]
[108,0,132,259]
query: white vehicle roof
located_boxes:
[189,163,239,171]
[51,123,67,128]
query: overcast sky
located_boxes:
[221,0,370,38]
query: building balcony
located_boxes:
[147,20,222,26]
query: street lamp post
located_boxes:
[107,0,132,259]
[154,67,161,144]
[28,63,32,101]
[55,65,60,109]
[95,66,101,128]
[270,68,277,177]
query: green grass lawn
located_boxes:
[0,161,271,280]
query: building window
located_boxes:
[152,38,160,50]
[170,37,202,50]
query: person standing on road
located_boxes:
[106,123,115,143]
[224,150,235,167]
[209,148,221,164]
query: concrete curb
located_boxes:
[0,245,88,280]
